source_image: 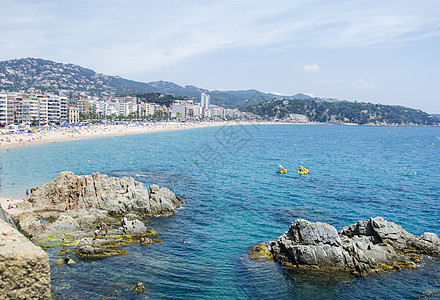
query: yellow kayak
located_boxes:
[298,166,309,174]
[276,169,288,174]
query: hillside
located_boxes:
[0,58,210,98]
[208,90,311,108]
[0,58,154,95]
[243,99,439,126]
[0,58,285,106]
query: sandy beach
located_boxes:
[0,121,257,149]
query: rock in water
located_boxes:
[270,217,440,276]
[64,256,77,265]
[19,171,183,217]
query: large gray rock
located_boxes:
[121,218,152,235]
[18,171,183,217]
[0,219,50,299]
[149,184,182,215]
[270,217,440,276]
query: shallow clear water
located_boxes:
[1,124,439,299]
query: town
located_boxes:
[0,91,255,128]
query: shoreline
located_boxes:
[2,120,424,150]
[0,121,223,149]
[0,121,310,150]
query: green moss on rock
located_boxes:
[75,249,128,259]
[250,243,273,261]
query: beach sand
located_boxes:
[0,121,247,149]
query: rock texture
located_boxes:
[8,171,182,261]
[270,217,440,276]
[0,219,50,300]
[18,171,183,217]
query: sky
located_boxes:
[1,0,440,113]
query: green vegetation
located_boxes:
[243,99,439,126]
[133,92,187,107]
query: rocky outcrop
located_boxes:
[18,171,183,217]
[75,224,158,259]
[269,217,440,276]
[10,171,181,260]
[121,218,155,235]
[75,238,128,259]
[0,219,50,300]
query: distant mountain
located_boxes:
[0,58,308,107]
[0,58,208,98]
[0,58,152,95]
[243,98,439,126]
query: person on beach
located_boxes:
[94,226,100,239]
[26,189,29,196]
[99,221,108,236]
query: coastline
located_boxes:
[0,121,221,149]
[1,121,438,299]
[0,121,308,150]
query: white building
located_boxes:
[0,93,9,127]
[68,106,80,124]
[171,103,187,120]
[0,93,69,126]
[201,93,210,110]
[141,102,159,117]
[209,106,225,119]
[125,103,138,117]
[28,96,40,123]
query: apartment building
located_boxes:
[0,93,69,127]
[0,93,9,127]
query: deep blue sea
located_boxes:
[1,124,439,299]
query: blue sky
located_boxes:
[1,0,440,113]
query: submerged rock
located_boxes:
[269,217,440,276]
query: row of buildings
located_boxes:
[0,93,76,127]
[0,92,251,127]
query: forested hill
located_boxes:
[243,99,439,126]
[0,58,305,106]
[0,58,207,97]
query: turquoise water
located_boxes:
[1,124,439,299]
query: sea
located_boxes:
[0,124,439,299]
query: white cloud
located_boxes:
[0,0,440,75]
[302,64,320,72]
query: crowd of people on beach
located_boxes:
[0,121,237,148]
